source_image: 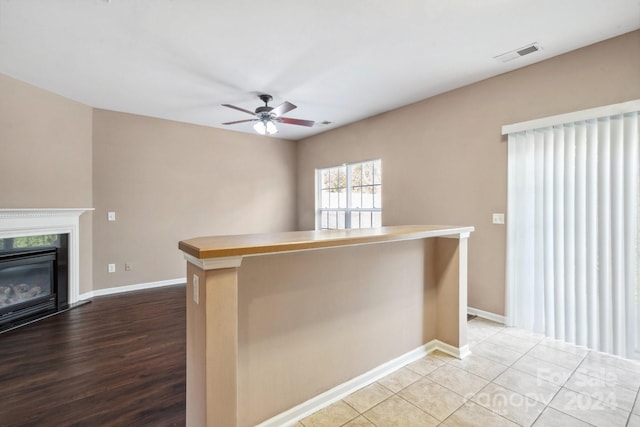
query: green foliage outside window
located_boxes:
[0,234,59,249]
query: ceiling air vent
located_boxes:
[494,43,541,63]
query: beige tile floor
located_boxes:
[296,318,640,427]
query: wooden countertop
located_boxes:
[179,225,474,260]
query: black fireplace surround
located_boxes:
[0,234,69,332]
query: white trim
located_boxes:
[183,253,243,270]
[79,278,185,300]
[468,307,506,324]
[440,231,470,240]
[458,345,471,359]
[256,340,466,427]
[502,99,640,135]
[432,340,471,359]
[0,208,93,218]
[256,344,429,427]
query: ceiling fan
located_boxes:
[222,94,315,135]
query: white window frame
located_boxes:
[315,159,382,230]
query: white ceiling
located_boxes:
[0,1,638,140]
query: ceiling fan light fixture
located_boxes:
[253,119,278,135]
[265,120,278,135]
[253,120,267,135]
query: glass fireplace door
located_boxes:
[0,249,56,317]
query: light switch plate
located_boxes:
[492,213,505,224]
[108,211,116,221]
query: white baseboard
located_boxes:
[256,340,466,427]
[468,307,506,324]
[432,340,471,359]
[79,278,185,300]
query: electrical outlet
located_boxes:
[492,213,505,224]
[108,263,116,273]
[108,211,116,221]
[125,263,132,271]
[193,274,199,304]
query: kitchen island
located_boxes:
[179,225,473,427]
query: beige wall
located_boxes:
[237,239,434,425]
[92,110,297,290]
[296,30,640,316]
[0,74,298,293]
[2,30,639,301]
[0,74,94,294]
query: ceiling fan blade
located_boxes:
[276,117,315,127]
[270,101,297,117]
[222,104,256,116]
[222,119,258,125]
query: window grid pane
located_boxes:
[372,212,382,227]
[320,170,330,190]
[373,185,381,208]
[351,186,362,208]
[351,212,360,229]
[362,162,373,185]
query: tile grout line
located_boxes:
[625,387,640,427]
[338,368,439,426]
[411,343,526,426]
[459,321,638,425]
[470,320,564,425]
[478,324,638,426]
[304,319,639,426]
[436,344,531,427]
[360,358,453,425]
[347,350,485,425]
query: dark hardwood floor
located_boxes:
[0,284,186,427]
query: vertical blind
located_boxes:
[505,106,640,360]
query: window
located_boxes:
[316,159,381,230]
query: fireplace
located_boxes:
[0,208,92,332]
[0,235,69,331]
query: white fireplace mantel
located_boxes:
[0,208,93,304]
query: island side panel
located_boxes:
[236,239,435,427]
[434,235,468,352]
[186,263,239,427]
